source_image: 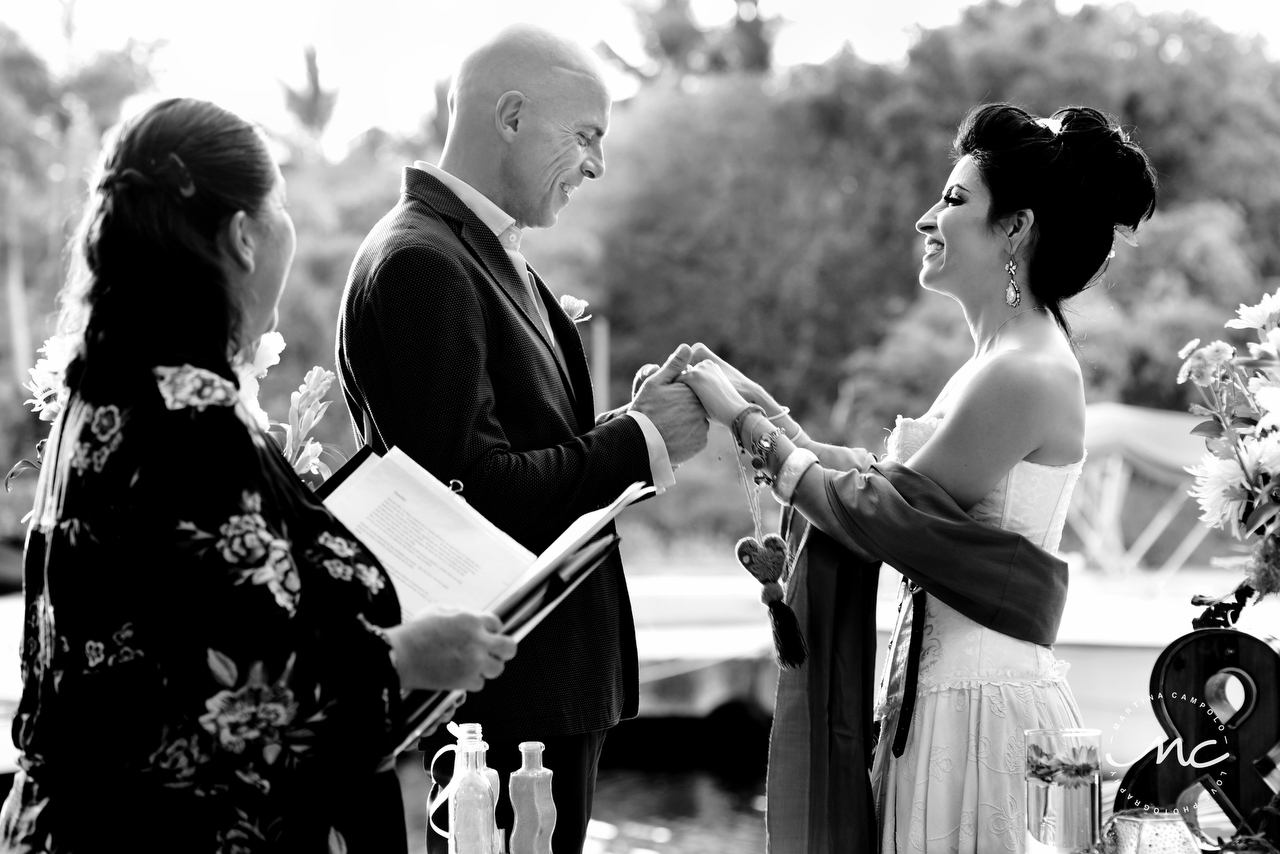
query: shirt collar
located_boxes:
[415,161,520,249]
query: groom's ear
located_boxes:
[495,91,526,141]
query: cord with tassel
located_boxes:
[735,532,808,668]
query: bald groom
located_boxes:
[336,25,708,852]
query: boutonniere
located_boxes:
[559,294,592,324]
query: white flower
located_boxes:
[1256,384,1280,433]
[1187,443,1259,537]
[1177,341,1235,386]
[284,367,336,471]
[25,335,77,421]
[292,438,324,477]
[1225,290,1280,331]
[248,332,285,376]
[1177,338,1201,359]
[559,294,591,323]
[233,334,286,432]
[1255,432,1280,479]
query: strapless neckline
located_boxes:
[888,415,1085,471]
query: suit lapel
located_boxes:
[401,168,555,356]
[400,168,588,424]
[458,219,559,351]
[530,267,594,429]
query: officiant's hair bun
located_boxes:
[66,98,276,379]
[953,103,1157,334]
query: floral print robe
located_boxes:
[0,364,406,853]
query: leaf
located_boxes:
[328,827,349,854]
[1189,404,1214,417]
[1192,419,1225,438]
[263,742,282,765]
[4,459,40,492]
[1207,437,1236,460]
[1244,500,1280,534]
[207,648,239,687]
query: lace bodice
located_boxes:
[883,415,1084,551]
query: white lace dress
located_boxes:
[872,416,1086,854]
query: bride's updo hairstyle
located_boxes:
[60,97,275,393]
[953,103,1158,334]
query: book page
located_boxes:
[324,451,534,621]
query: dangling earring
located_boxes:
[1004,257,1021,307]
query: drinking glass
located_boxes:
[1100,812,1202,854]
[1025,727,1102,854]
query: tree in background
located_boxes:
[573,0,1280,449]
[0,22,152,453]
[283,45,338,161]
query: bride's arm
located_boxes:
[905,351,1080,510]
[773,412,875,473]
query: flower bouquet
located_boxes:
[234,333,346,486]
[6,332,344,493]
[1178,289,1280,628]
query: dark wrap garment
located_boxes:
[765,460,1068,854]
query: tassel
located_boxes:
[736,534,807,668]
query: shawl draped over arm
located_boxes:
[765,460,1068,854]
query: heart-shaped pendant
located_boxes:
[736,533,789,584]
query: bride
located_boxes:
[679,103,1158,852]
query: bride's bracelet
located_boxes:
[765,406,805,442]
[730,404,766,452]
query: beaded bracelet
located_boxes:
[749,425,783,486]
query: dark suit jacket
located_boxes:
[336,167,652,738]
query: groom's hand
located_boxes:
[632,343,709,466]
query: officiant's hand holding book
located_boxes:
[386,606,516,693]
[318,445,651,756]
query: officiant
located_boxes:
[0,97,516,854]
[336,24,709,854]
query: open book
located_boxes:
[317,446,653,755]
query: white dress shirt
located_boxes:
[415,161,676,494]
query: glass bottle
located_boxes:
[428,723,497,854]
[509,741,556,854]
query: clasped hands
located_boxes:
[631,342,781,451]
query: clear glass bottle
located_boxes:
[508,741,556,854]
[429,723,497,854]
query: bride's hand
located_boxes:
[678,361,751,427]
[689,343,778,412]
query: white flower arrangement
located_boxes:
[10,332,343,490]
[1178,288,1280,623]
[233,335,344,481]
